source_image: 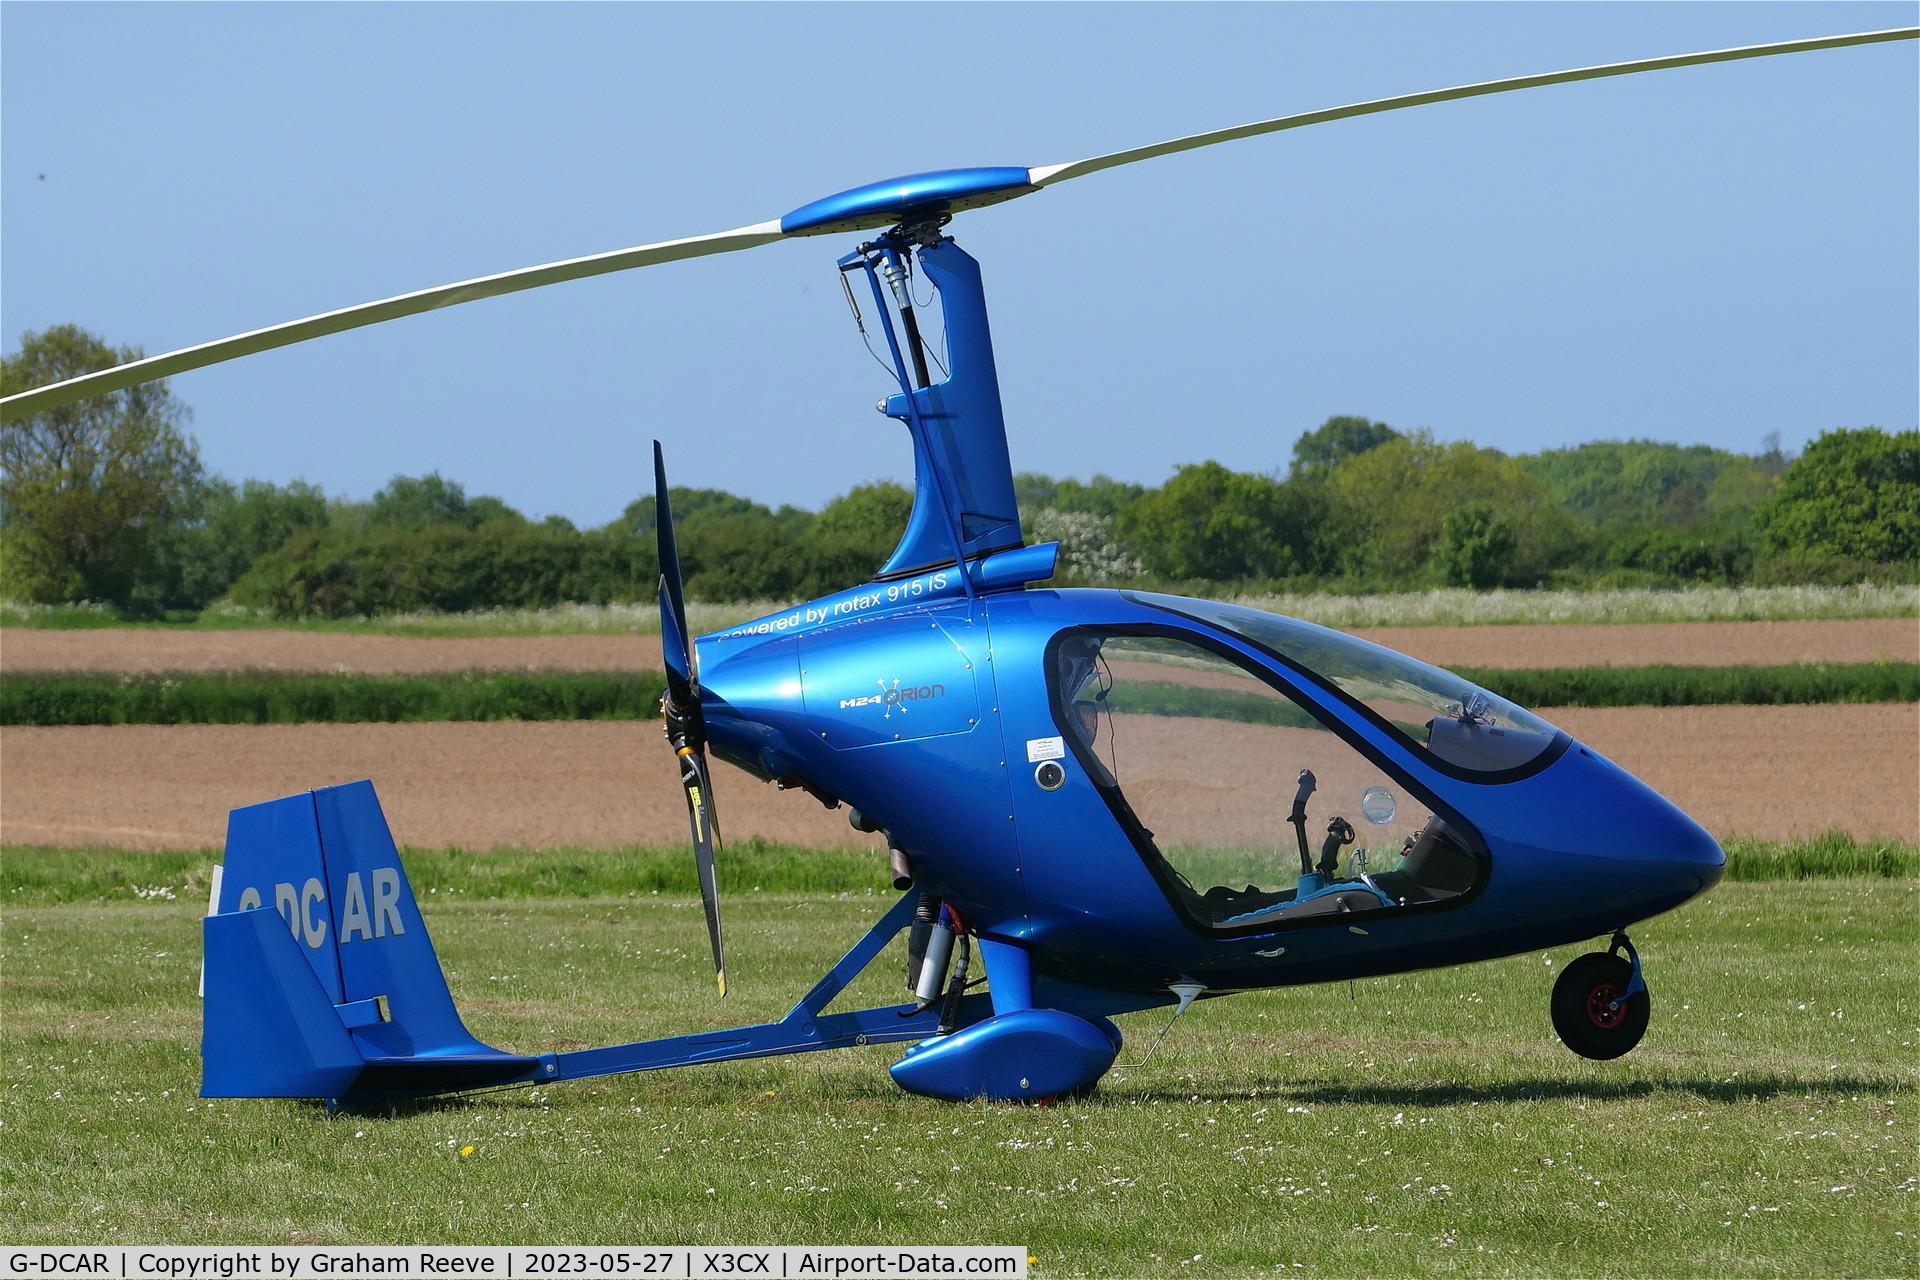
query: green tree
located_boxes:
[1430,501,1518,588]
[165,478,332,608]
[1520,439,1773,529]
[1118,462,1320,581]
[0,325,205,608]
[801,481,913,582]
[1324,432,1573,586]
[1290,415,1399,478]
[1053,474,1145,519]
[1012,472,1058,515]
[604,480,909,603]
[614,486,781,537]
[367,473,524,530]
[229,522,656,618]
[1753,427,1920,562]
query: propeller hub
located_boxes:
[781,167,1037,237]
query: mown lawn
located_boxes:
[2,879,1912,1276]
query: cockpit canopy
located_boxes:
[1050,597,1568,935]
[1127,593,1564,776]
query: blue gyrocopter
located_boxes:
[7,28,1911,1107]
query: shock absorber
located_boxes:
[913,901,956,1006]
[905,890,939,992]
[878,246,932,389]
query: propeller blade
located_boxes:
[0,220,785,422]
[652,440,700,723]
[1027,27,1918,188]
[652,441,725,994]
[677,746,728,998]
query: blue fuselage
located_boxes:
[698,581,1724,1004]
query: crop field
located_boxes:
[2,866,1913,1275]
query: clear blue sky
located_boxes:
[4,2,1914,526]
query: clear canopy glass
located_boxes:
[1128,593,1563,775]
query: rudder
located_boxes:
[203,780,542,1101]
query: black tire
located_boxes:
[1551,952,1649,1060]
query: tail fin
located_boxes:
[203,780,545,1101]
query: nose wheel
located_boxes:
[1550,932,1650,1060]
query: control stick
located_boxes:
[1317,816,1356,877]
[1287,770,1317,876]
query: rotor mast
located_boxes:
[834,213,1026,584]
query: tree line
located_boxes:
[3,326,1915,618]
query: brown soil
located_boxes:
[4,705,1911,852]
[0,722,877,853]
[4,617,1910,675]
[1542,703,1917,843]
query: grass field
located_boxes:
[5,582,1914,635]
[4,835,1916,906]
[2,854,1914,1274]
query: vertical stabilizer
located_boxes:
[312,780,504,1061]
[203,781,542,1102]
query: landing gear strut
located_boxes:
[1550,931,1650,1060]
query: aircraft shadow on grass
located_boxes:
[307,1071,1903,1120]
[1130,1074,1907,1107]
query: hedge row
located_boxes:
[1454,662,1918,709]
[0,670,669,726]
[3,662,1913,726]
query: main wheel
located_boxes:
[1551,952,1649,1060]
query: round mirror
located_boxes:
[1360,786,1397,825]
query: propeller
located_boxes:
[2,26,1909,420]
[654,441,728,998]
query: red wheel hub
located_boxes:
[1585,983,1626,1030]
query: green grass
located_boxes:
[1,875,1912,1274]
[5,834,1912,910]
[0,841,894,906]
[5,583,1914,635]
[1455,662,1920,709]
[1720,833,1920,882]
[5,661,1911,727]
[0,670,669,726]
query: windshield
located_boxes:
[1050,630,1485,932]
[1127,592,1563,776]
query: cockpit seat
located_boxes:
[1368,820,1479,905]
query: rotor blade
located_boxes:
[1028,27,1919,188]
[653,441,700,722]
[678,747,728,997]
[0,220,785,422]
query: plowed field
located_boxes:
[3,616,1911,674]
[4,704,1911,851]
